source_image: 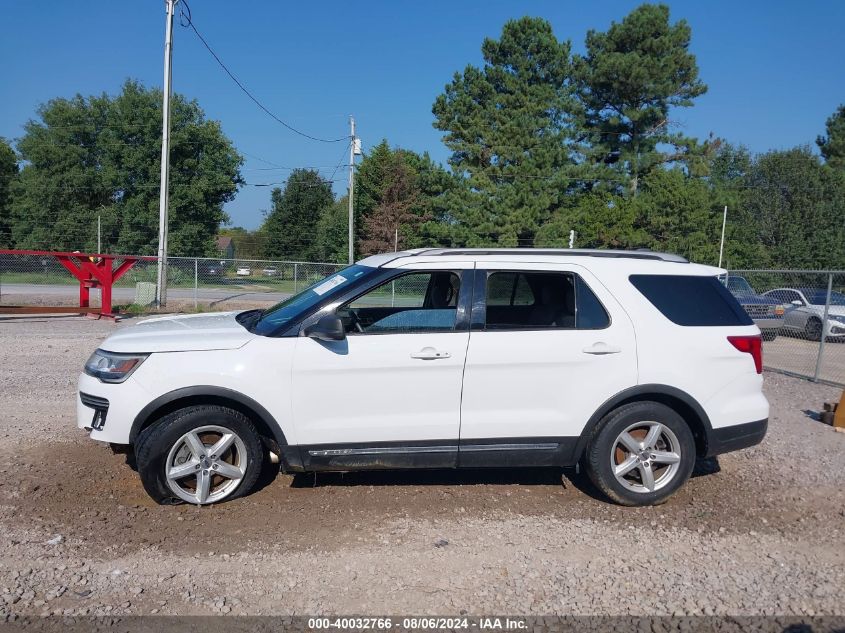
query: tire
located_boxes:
[804,317,822,342]
[584,401,696,506]
[135,405,264,505]
[761,330,777,342]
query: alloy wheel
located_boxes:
[610,421,682,494]
[164,425,248,505]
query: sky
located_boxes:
[1,0,844,230]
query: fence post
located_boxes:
[194,258,198,310]
[294,263,299,293]
[812,273,834,382]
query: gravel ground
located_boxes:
[0,315,843,618]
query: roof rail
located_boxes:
[407,248,688,263]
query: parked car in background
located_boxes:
[262,267,279,277]
[720,275,784,341]
[236,266,252,277]
[77,248,768,508]
[762,288,845,341]
[198,262,223,277]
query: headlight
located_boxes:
[830,315,845,324]
[84,350,148,383]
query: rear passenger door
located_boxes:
[458,263,637,467]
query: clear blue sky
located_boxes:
[1,0,843,230]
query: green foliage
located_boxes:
[218,226,267,260]
[537,168,717,261]
[354,140,456,255]
[10,80,243,255]
[262,169,333,261]
[744,147,845,269]
[359,152,425,255]
[817,104,845,170]
[0,138,18,247]
[536,192,646,249]
[432,17,581,246]
[315,197,349,263]
[575,3,708,193]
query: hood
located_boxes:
[821,305,845,318]
[100,311,255,353]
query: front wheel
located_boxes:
[585,402,696,506]
[135,405,264,505]
[804,318,823,342]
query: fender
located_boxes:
[570,384,713,463]
[130,385,289,450]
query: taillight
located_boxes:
[727,335,763,374]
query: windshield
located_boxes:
[252,265,374,336]
[726,276,756,296]
[805,290,845,306]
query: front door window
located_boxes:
[338,271,461,334]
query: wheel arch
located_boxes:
[130,386,288,454]
[573,384,713,462]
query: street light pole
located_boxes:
[155,0,177,307]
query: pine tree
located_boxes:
[432,17,581,246]
[575,4,708,194]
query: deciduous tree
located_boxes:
[0,138,17,247]
[10,80,242,255]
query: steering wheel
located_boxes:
[346,310,365,333]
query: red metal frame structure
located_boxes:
[0,250,156,318]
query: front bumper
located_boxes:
[705,418,767,457]
[826,320,845,337]
[77,372,151,444]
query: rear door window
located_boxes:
[484,271,609,330]
[630,275,753,326]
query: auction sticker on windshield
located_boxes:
[312,274,348,296]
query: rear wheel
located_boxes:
[585,402,696,506]
[135,405,264,505]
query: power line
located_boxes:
[178,0,348,144]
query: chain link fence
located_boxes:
[726,270,845,386]
[1,252,843,386]
[0,253,344,311]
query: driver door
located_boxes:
[290,264,473,470]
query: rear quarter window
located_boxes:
[630,274,753,327]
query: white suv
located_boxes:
[78,249,769,506]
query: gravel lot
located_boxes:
[0,315,843,618]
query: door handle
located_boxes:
[583,342,621,355]
[410,347,451,360]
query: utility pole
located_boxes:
[155,0,177,307]
[347,116,356,264]
[718,205,728,268]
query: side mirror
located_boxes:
[304,314,346,341]
[791,300,803,307]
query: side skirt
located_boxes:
[293,438,580,472]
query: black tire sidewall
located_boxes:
[135,406,264,505]
[805,318,822,341]
[586,402,696,506]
